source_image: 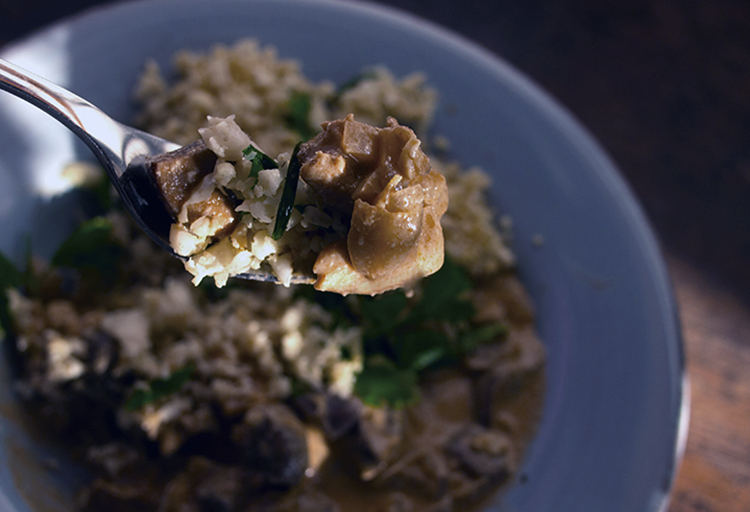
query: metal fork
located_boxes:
[0,58,310,284]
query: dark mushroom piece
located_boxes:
[447,424,515,479]
[467,327,545,427]
[380,492,414,512]
[423,495,453,512]
[79,478,160,512]
[464,326,543,374]
[444,423,517,502]
[380,448,451,502]
[160,457,243,512]
[235,404,310,489]
[195,465,244,512]
[291,392,362,441]
[84,330,120,375]
[145,140,218,220]
[470,273,537,327]
[266,483,341,512]
[352,406,405,481]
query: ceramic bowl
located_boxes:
[0,1,687,511]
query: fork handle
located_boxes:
[0,58,124,167]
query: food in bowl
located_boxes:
[152,112,448,295]
[0,40,544,512]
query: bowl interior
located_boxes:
[0,1,686,511]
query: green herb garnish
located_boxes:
[0,251,23,292]
[242,144,278,179]
[357,259,507,407]
[124,364,196,411]
[396,330,451,371]
[272,142,302,240]
[82,174,114,215]
[404,256,474,324]
[285,91,316,141]
[294,287,358,330]
[359,292,408,336]
[51,216,126,279]
[354,357,419,409]
[459,323,509,353]
[21,237,39,297]
[299,258,508,409]
[332,71,379,99]
[0,251,23,338]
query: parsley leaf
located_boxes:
[459,323,509,353]
[396,329,450,371]
[354,357,419,409]
[272,142,302,240]
[359,291,408,335]
[0,251,23,339]
[242,144,278,179]
[285,91,316,141]
[334,71,379,97]
[124,364,195,411]
[354,259,482,406]
[298,256,503,409]
[21,237,39,297]
[80,173,114,215]
[0,251,22,291]
[294,287,358,330]
[51,216,126,279]
[405,257,474,324]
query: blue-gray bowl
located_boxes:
[0,1,688,511]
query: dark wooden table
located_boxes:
[667,255,750,511]
[2,1,749,511]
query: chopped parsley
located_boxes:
[334,70,379,97]
[359,292,408,336]
[51,216,126,280]
[285,91,317,141]
[396,330,451,371]
[80,173,114,216]
[0,250,22,338]
[0,251,22,291]
[301,258,509,409]
[124,364,196,411]
[272,142,302,240]
[354,356,420,409]
[459,323,509,353]
[242,144,278,179]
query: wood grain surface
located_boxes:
[667,255,750,512]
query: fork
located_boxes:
[0,58,310,284]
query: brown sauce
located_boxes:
[314,366,545,512]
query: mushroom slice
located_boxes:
[299,114,449,295]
